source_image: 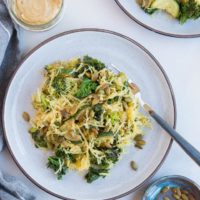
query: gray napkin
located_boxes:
[0,2,36,200]
[0,171,35,200]
[0,1,19,152]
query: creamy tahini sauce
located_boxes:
[12,0,62,25]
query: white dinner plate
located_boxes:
[116,0,200,38]
[3,29,176,200]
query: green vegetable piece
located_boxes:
[98,132,113,137]
[105,147,121,163]
[41,94,50,111]
[85,167,108,183]
[31,131,47,148]
[144,7,157,14]
[75,78,98,99]
[179,0,200,24]
[110,112,120,125]
[59,68,73,75]
[55,147,76,162]
[83,55,105,71]
[29,127,38,133]
[47,156,67,180]
[52,76,68,94]
[45,65,53,71]
[93,104,103,121]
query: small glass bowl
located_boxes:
[143,175,200,200]
[6,0,65,31]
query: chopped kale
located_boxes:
[85,167,109,183]
[40,94,50,111]
[52,76,68,95]
[75,78,98,99]
[58,68,73,75]
[55,147,76,162]
[144,7,157,14]
[179,0,200,24]
[83,55,105,71]
[47,156,67,180]
[93,104,103,121]
[107,96,119,105]
[98,131,113,137]
[104,147,122,163]
[31,130,47,148]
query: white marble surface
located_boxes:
[1,0,200,199]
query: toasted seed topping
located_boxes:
[188,194,195,200]
[173,194,181,200]
[130,161,138,171]
[161,186,170,194]
[136,139,146,146]
[163,197,170,200]
[176,188,182,196]
[181,194,189,200]
[134,134,143,141]
[22,112,30,122]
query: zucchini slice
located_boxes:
[151,0,180,18]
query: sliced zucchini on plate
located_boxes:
[151,0,180,18]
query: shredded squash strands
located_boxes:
[28,56,150,182]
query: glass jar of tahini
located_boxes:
[7,0,65,31]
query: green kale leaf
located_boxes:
[47,156,67,180]
[83,56,105,71]
[93,104,103,121]
[85,167,109,183]
[75,78,98,99]
[30,129,47,148]
[179,0,200,24]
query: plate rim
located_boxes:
[2,28,176,200]
[115,0,200,38]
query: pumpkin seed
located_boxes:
[181,190,189,195]
[105,87,111,95]
[188,194,195,200]
[122,102,128,110]
[22,112,30,122]
[176,188,182,196]
[136,140,146,146]
[60,109,68,119]
[134,134,143,141]
[181,194,189,200]
[130,161,138,171]
[91,71,98,81]
[163,197,170,200]
[172,188,178,194]
[173,194,181,200]
[135,144,143,149]
[85,72,91,78]
[161,186,170,194]
[92,95,100,105]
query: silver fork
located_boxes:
[109,64,200,166]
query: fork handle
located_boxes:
[149,110,200,166]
